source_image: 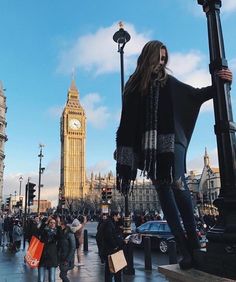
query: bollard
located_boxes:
[83,229,88,252]
[168,240,177,264]
[123,241,135,275]
[144,236,152,270]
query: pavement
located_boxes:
[0,236,169,282]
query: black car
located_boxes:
[133,220,206,254]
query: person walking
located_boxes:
[72,215,86,266]
[96,211,124,282]
[58,218,76,282]
[12,219,23,252]
[0,215,3,246]
[37,216,60,282]
[115,40,232,270]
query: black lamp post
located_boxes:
[19,176,23,196]
[113,21,132,234]
[113,21,131,103]
[37,144,45,214]
[196,1,236,279]
[113,22,135,275]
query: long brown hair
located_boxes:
[124,40,168,96]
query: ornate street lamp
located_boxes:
[37,144,45,214]
[113,22,135,275]
[113,21,131,102]
[19,176,23,196]
[196,0,236,279]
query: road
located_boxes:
[85,221,170,268]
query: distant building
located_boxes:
[0,82,7,206]
[86,171,161,214]
[31,199,52,213]
[186,148,221,215]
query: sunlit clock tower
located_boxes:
[59,79,87,205]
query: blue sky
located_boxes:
[1,0,235,206]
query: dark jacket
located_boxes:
[96,218,123,259]
[116,74,214,184]
[58,226,76,263]
[38,223,60,267]
[26,219,39,242]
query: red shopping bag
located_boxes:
[25,236,44,268]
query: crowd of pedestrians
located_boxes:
[0,208,217,282]
[0,212,88,282]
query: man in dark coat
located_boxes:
[58,219,76,282]
[96,211,124,282]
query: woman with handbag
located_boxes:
[97,211,124,282]
[37,216,60,282]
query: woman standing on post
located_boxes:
[116,40,232,270]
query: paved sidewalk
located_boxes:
[0,238,169,282]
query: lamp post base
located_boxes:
[194,247,236,280]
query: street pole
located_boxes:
[113,22,135,275]
[196,1,236,279]
[23,178,29,250]
[37,144,45,214]
[19,176,23,196]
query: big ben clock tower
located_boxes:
[59,79,87,205]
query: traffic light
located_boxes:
[28,182,36,206]
[106,188,112,203]
[101,188,107,202]
[6,197,10,206]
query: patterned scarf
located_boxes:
[142,75,175,183]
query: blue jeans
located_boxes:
[38,267,56,282]
[154,143,196,236]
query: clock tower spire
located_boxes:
[59,78,87,208]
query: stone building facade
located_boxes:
[186,148,221,215]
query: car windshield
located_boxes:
[138,221,172,233]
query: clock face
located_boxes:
[69,118,81,130]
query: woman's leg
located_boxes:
[172,144,200,251]
[48,267,56,282]
[38,267,45,282]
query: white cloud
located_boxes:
[47,105,64,118]
[57,22,150,75]
[169,51,211,87]
[222,0,236,13]
[200,99,214,113]
[81,93,111,129]
[3,160,60,208]
[230,58,236,71]
[87,160,114,177]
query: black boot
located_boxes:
[186,231,201,265]
[175,233,193,270]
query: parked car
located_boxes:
[132,220,206,254]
